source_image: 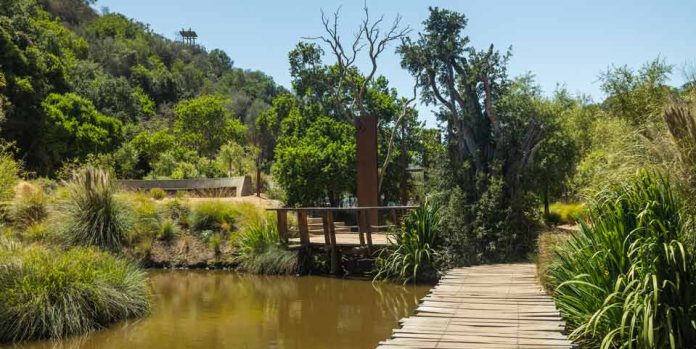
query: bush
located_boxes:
[164,198,191,227]
[62,167,131,252]
[439,181,540,265]
[149,188,166,200]
[127,192,160,244]
[234,222,296,275]
[190,200,236,233]
[157,219,179,242]
[373,199,441,284]
[0,145,20,202]
[10,182,48,228]
[0,245,151,343]
[549,172,696,348]
[547,202,585,225]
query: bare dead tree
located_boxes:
[304,5,411,121]
[378,83,417,193]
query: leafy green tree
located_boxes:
[215,142,257,177]
[41,92,122,171]
[273,113,355,206]
[173,95,246,157]
[600,58,673,127]
[400,8,545,263]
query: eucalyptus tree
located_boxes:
[400,7,546,262]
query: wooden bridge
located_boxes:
[378,263,574,349]
[267,206,416,273]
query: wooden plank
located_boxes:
[277,210,288,245]
[297,211,309,247]
[378,263,573,349]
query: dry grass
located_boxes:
[536,229,571,292]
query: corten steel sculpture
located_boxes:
[308,6,412,221]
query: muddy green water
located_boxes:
[11,270,429,349]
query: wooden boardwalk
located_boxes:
[378,263,573,349]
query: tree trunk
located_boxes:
[399,121,409,205]
[356,115,379,225]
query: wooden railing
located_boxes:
[267,206,417,274]
[267,206,416,248]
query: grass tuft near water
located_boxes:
[0,244,151,343]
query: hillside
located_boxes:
[0,0,284,177]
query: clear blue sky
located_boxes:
[94,0,696,127]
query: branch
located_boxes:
[378,83,417,193]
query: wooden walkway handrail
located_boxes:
[266,205,417,274]
[266,206,417,211]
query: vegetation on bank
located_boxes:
[0,244,150,343]
[374,200,441,284]
[541,172,696,348]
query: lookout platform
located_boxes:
[267,206,416,273]
[378,263,573,349]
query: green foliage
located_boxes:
[164,198,190,227]
[149,187,166,200]
[273,114,355,205]
[401,8,546,263]
[62,167,131,251]
[41,93,122,171]
[174,95,247,157]
[600,58,673,127]
[190,200,236,233]
[234,222,297,275]
[157,219,179,242]
[0,146,20,202]
[374,200,441,284]
[0,245,150,343]
[10,182,48,228]
[215,142,257,177]
[547,202,585,225]
[548,172,696,348]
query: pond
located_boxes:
[11,270,430,349]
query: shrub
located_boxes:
[10,182,48,228]
[190,200,236,233]
[127,193,160,244]
[23,222,50,242]
[234,222,296,275]
[549,171,696,348]
[547,202,585,225]
[164,198,191,227]
[62,167,131,252]
[374,199,441,284]
[0,145,20,202]
[149,188,166,200]
[157,219,179,242]
[209,233,223,255]
[0,245,151,342]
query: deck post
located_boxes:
[322,212,331,245]
[277,210,288,245]
[298,210,310,248]
[364,209,374,252]
[326,210,340,274]
[390,208,398,228]
[356,210,366,246]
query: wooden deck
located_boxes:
[378,263,573,349]
[288,232,391,246]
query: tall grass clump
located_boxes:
[10,182,48,228]
[0,144,20,202]
[0,245,151,343]
[374,200,441,284]
[234,222,297,275]
[190,200,236,233]
[549,171,696,348]
[62,167,131,252]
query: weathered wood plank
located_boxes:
[377,263,573,349]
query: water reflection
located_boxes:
[9,270,429,349]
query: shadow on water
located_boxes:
[8,270,429,349]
